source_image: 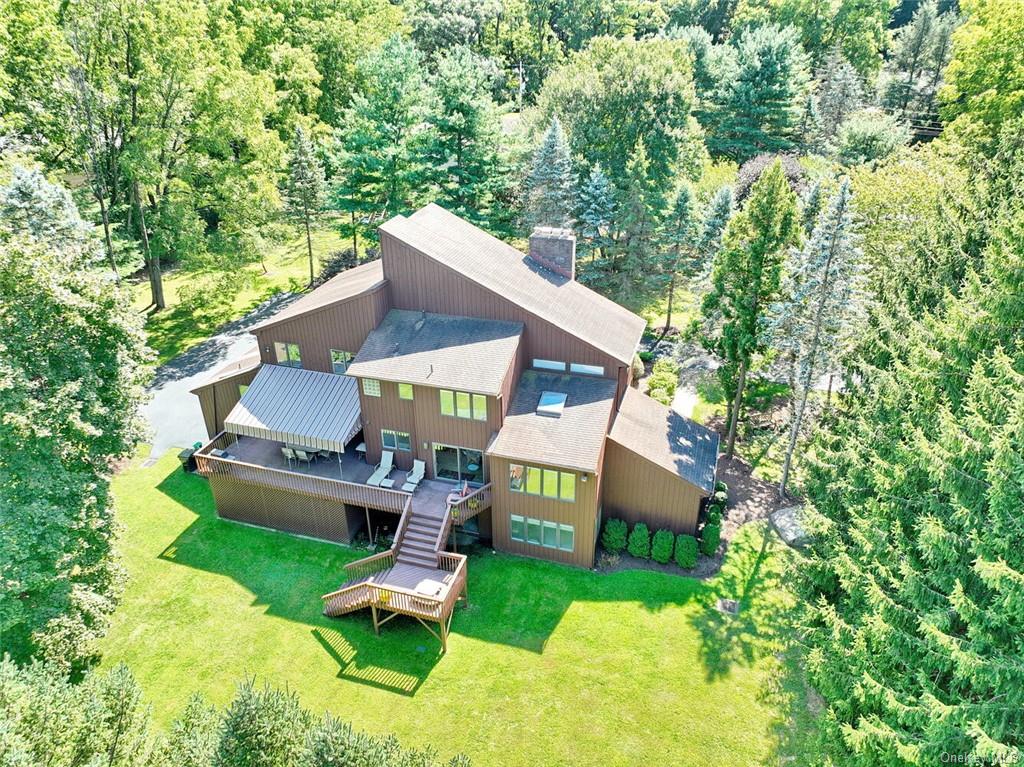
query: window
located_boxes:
[330,350,352,374]
[510,514,526,542]
[509,464,525,492]
[509,463,578,502]
[472,394,487,421]
[508,514,575,552]
[381,429,411,452]
[439,389,487,420]
[238,384,249,397]
[362,378,381,397]
[440,389,455,416]
[570,363,605,376]
[274,342,302,368]
[398,383,414,400]
[533,358,566,372]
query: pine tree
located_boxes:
[800,180,824,235]
[700,160,800,457]
[283,126,326,284]
[696,185,734,267]
[576,163,616,276]
[817,48,863,139]
[883,1,960,118]
[772,178,862,496]
[524,116,575,230]
[706,24,811,161]
[659,182,698,332]
[614,138,662,306]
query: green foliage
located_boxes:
[524,116,575,230]
[627,522,652,559]
[601,518,628,553]
[646,356,681,405]
[674,534,699,568]
[834,109,912,166]
[882,0,960,119]
[217,679,310,767]
[0,173,150,671]
[700,523,721,556]
[651,529,675,564]
[816,49,863,140]
[283,125,327,282]
[706,509,722,527]
[715,480,729,495]
[575,162,616,267]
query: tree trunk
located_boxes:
[779,383,810,498]
[305,209,315,285]
[134,181,163,310]
[664,271,676,333]
[825,372,834,409]
[725,357,748,459]
[96,192,119,281]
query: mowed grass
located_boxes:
[129,226,347,365]
[102,451,816,766]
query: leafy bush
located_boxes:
[834,108,911,166]
[706,509,722,527]
[647,387,672,405]
[638,350,654,363]
[700,523,721,556]
[627,523,651,559]
[651,529,674,564]
[646,357,680,404]
[713,490,728,506]
[631,353,645,381]
[601,518,628,553]
[715,480,729,495]
[675,534,698,568]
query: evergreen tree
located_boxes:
[772,179,862,496]
[575,163,616,276]
[700,160,800,457]
[883,0,959,119]
[800,180,824,235]
[424,46,504,227]
[333,35,434,251]
[659,182,698,331]
[283,125,326,284]
[217,680,310,767]
[799,203,1024,766]
[796,92,823,153]
[613,138,662,306]
[696,185,734,268]
[524,116,575,230]
[0,165,93,255]
[817,48,863,139]
[706,24,811,161]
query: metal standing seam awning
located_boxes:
[223,364,362,453]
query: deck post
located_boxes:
[365,506,373,544]
[370,602,379,635]
[440,617,447,653]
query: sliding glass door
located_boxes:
[432,444,485,486]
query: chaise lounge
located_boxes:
[366,450,395,487]
[401,459,426,492]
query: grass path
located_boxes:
[101,451,816,766]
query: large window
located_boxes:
[569,363,605,376]
[362,378,381,397]
[510,514,574,552]
[439,389,487,421]
[381,429,411,452]
[398,383,414,400]
[509,464,576,502]
[330,350,353,374]
[274,342,302,368]
[533,358,566,372]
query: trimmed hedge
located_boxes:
[627,523,651,559]
[715,480,729,495]
[601,518,628,553]
[700,523,721,556]
[651,529,674,564]
[706,509,722,527]
[713,490,728,506]
[675,534,698,568]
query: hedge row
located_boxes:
[600,518,716,570]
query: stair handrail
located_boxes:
[433,508,455,554]
[341,549,395,582]
[321,578,373,602]
[392,494,414,553]
[448,482,492,525]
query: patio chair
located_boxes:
[294,449,315,469]
[366,450,395,487]
[281,446,297,468]
[401,459,426,492]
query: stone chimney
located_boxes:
[528,227,576,280]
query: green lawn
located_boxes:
[129,226,347,365]
[102,451,817,766]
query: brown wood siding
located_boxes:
[208,473,354,543]
[253,285,390,373]
[195,366,260,438]
[488,455,600,568]
[601,441,705,536]
[357,380,498,475]
[381,232,629,401]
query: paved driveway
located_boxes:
[143,294,297,458]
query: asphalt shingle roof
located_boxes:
[487,371,617,474]
[346,309,523,396]
[253,260,386,331]
[380,204,646,365]
[609,388,720,493]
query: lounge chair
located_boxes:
[401,459,426,492]
[281,446,297,467]
[366,451,395,487]
[294,449,315,469]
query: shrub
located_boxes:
[701,523,721,556]
[713,490,728,506]
[627,523,651,559]
[651,529,674,564]
[601,518,628,553]
[715,480,728,495]
[834,108,911,166]
[675,534,698,568]
[646,357,680,403]
[706,509,722,527]
[638,350,654,363]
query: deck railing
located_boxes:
[448,483,492,526]
[341,549,395,581]
[194,432,409,513]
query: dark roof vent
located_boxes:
[536,390,567,418]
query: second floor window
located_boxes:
[533,358,566,372]
[439,389,486,421]
[381,429,411,452]
[398,383,414,400]
[362,378,381,397]
[330,350,352,374]
[509,463,576,502]
[274,342,302,368]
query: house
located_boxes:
[191,204,718,646]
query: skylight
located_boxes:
[537,390,567,418]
